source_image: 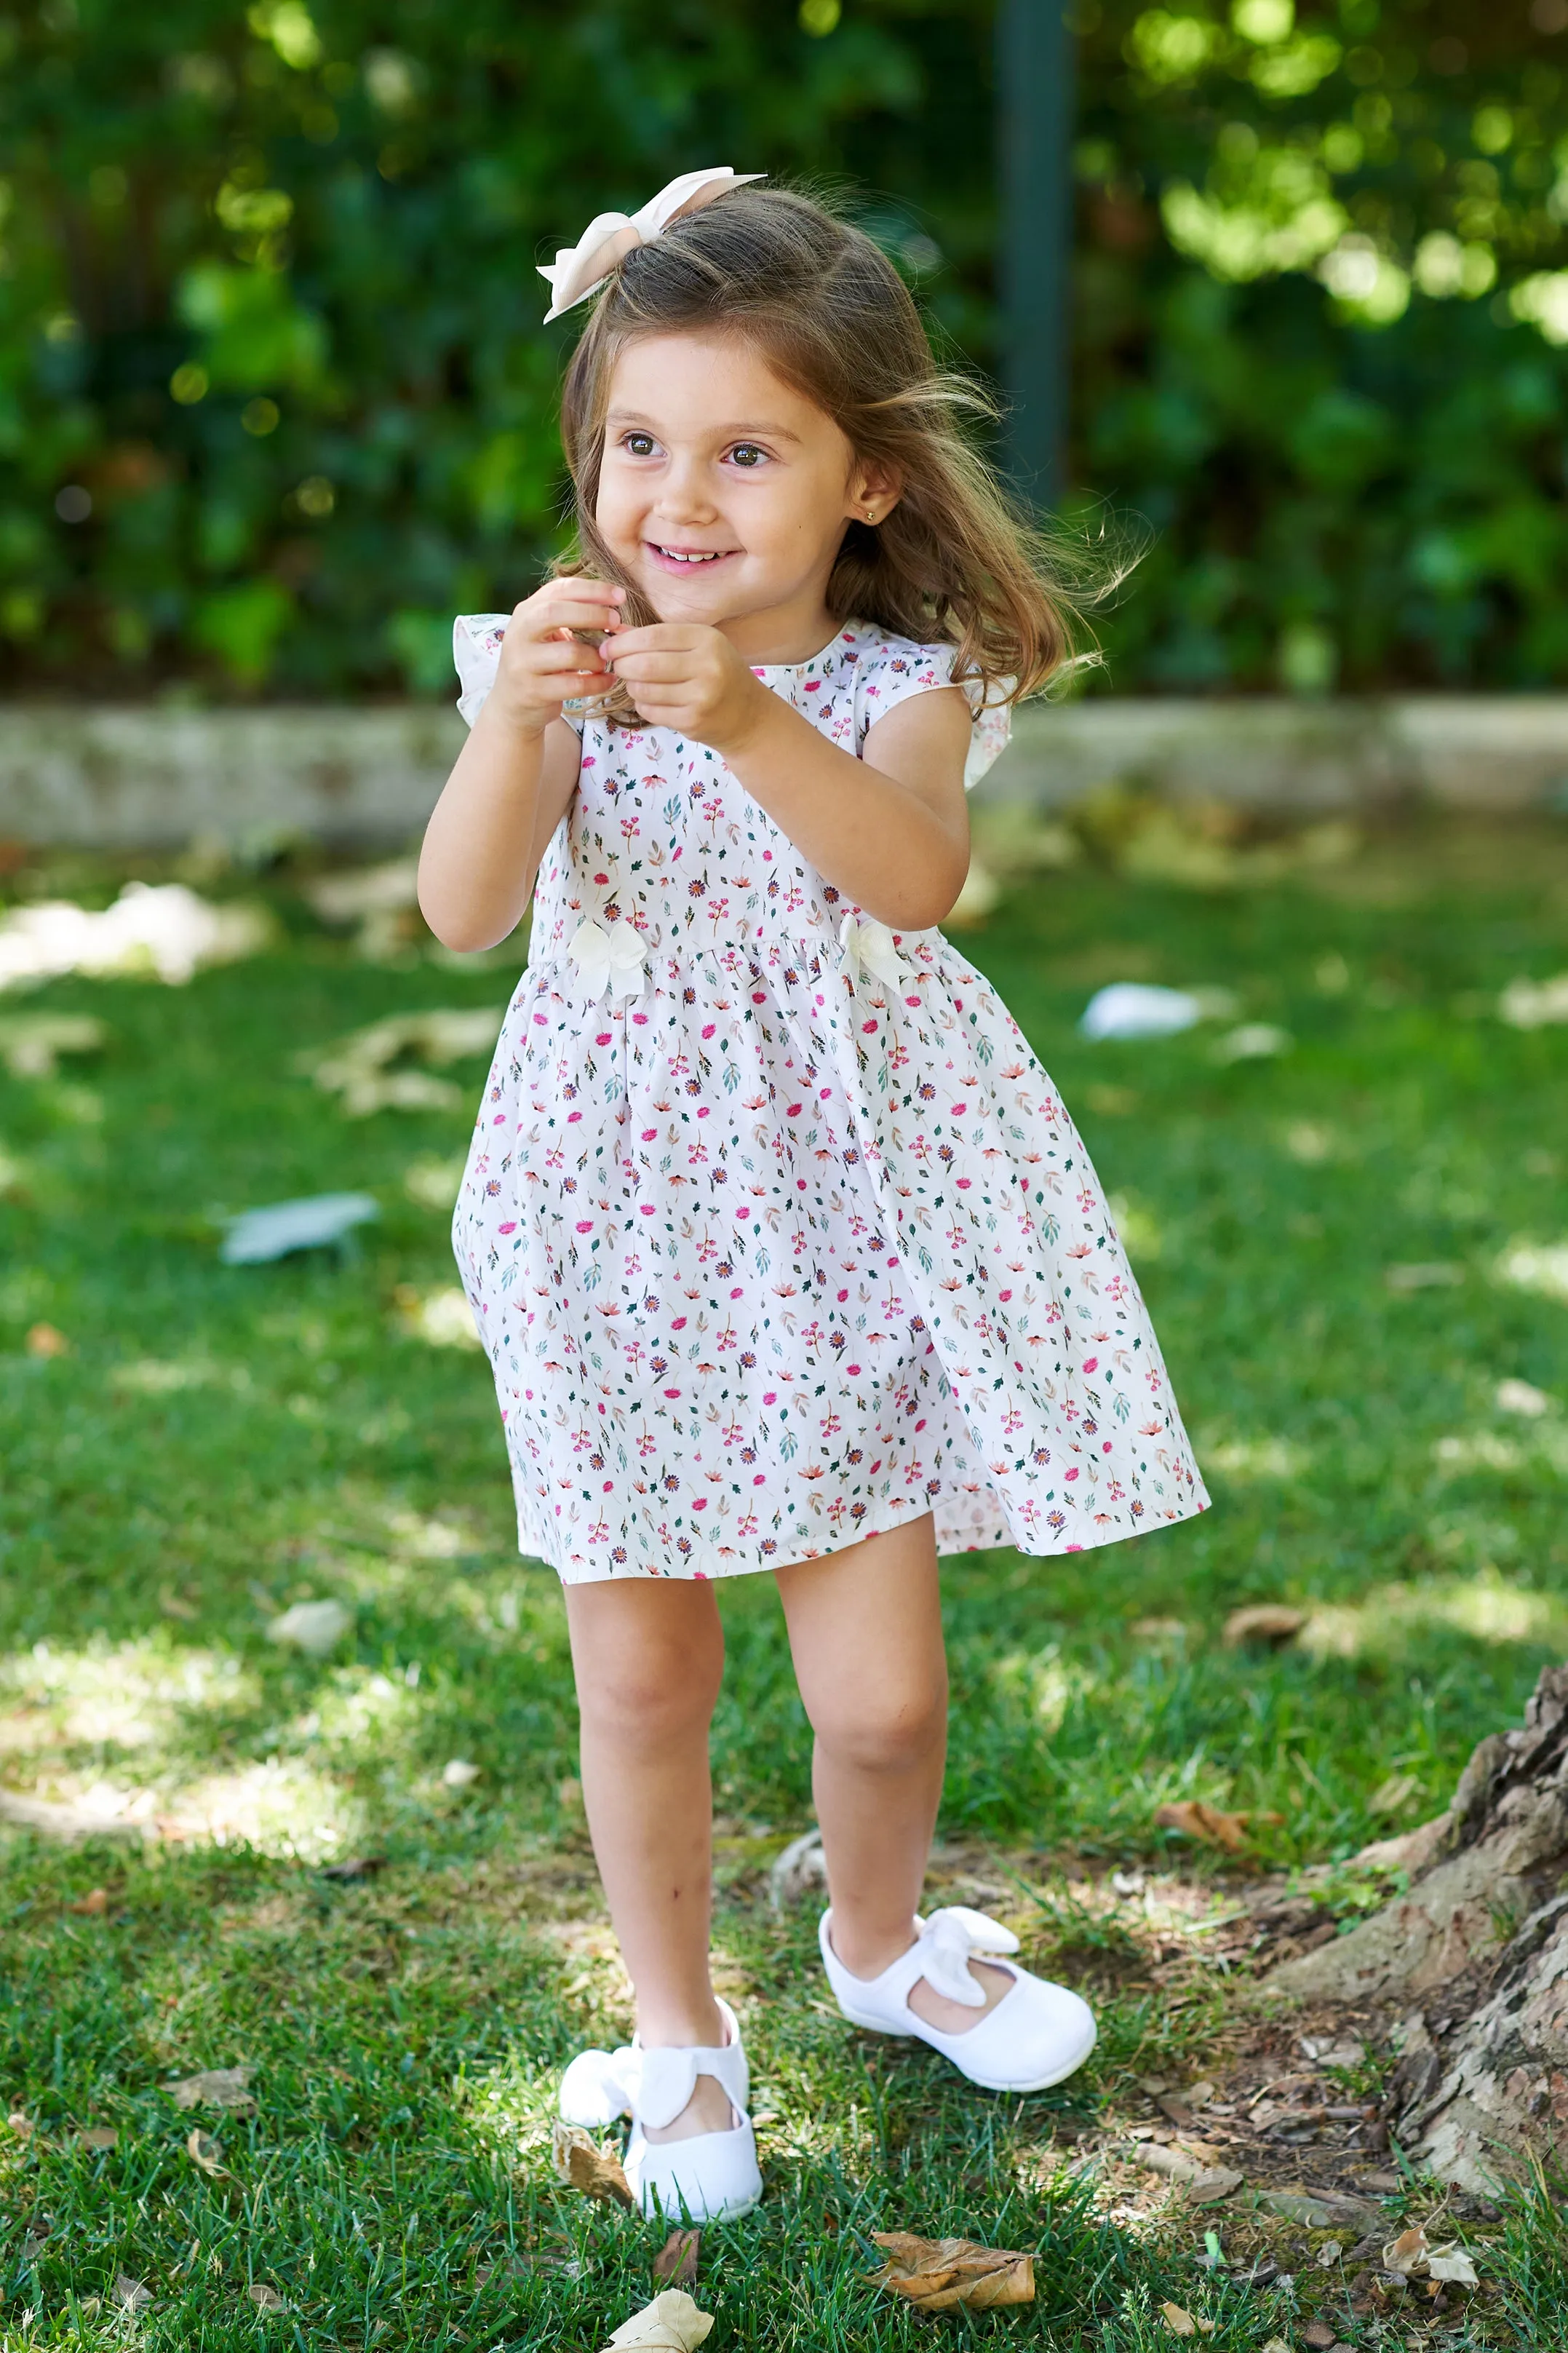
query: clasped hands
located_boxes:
[488,575,773,756]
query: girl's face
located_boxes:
[595,333,899,648]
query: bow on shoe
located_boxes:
[559,2044,640,2129]
[557,2044,706,2132]
[915,1906,1022,2009]
[538,167,765,321]
[568,916,648,1001]
[839,911,903,990]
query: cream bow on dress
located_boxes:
[538,167,765,321]
[567,912,648,1001]
[838,910,904,989]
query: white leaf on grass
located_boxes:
[1426,2246,1480,2286]
[221,1193,379,1265]
[601,2290,715,2351]
[247,2283,287,2309]
[297,1009,502,1118]
[1496,1377,1555,1418]
[1498,972,1568,1028]
[440,1759,480,1788]
[114,2275,154,2313]
[1210,1022,1292,1063]
[769,1826,827,1912]
[267,1600,353,1659]
[1081,984,1203,1041]
[0,885,270,992]
[1495,1240,1568,1305]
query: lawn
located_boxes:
[1,809,1567,2349]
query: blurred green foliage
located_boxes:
[0,0,1564,696]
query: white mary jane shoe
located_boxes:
[558,1996,763,2223]
[819,1905,1097,2094]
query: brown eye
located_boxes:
[624,432,656,458]
[728,443,766,468]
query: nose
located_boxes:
[653,448,720,525]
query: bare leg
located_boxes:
[773,1515,1008,2032]
[564,1579,736,2140]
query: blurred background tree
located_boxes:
[0,0,1564,698]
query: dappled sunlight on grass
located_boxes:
[1195,1432,1311,1480]
[1301,1569,1568,1662]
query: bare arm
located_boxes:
[417,581,625,952]
[604,625,973,930]
[725,688,971,930]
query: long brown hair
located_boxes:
[552,184,1106,714]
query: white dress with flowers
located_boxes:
[449,615,1209,1582]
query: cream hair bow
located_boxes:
[537,167,765,322]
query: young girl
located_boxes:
[419,171,1208,2225]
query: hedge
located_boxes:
[1,0,1564,698]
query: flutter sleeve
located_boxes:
[453,613,512,729]
[853,635,1014,790]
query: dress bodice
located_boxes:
[451,618,1011,973]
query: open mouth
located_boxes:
[646,542,738,572]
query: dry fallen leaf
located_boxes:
[247,2283,285,2309]
[68,1887,109,1916]
[600,2288,715,2351]
[7,2109,31,2136]
[653,2229,699,2287]
[1159,2305,1214,2338]
[186,2127,226,2176]
[1380,2226,1478,2287]
[1126,2144,1242,2201]
[114,2274,153,2314]
[1382,2224,1430,2276]
[168,2066,255,2115]
[80,2126,119,2151]
[871,2231,1035,2314]
[1221,1603,1306,1648]
[551,2119,634,2208]
[1153,1799,1256,1854]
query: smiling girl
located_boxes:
[419,174,1207,2223]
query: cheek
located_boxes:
[594,469,641,529]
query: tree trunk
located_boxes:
[1262,1663,1568,2192]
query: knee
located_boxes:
[576,1630,721,1747]
[812,1675,947,1775]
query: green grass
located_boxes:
[2,814,1567,2347]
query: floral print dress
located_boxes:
[450,616,1209,1583]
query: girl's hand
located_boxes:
[488,579,627,735]
[601,623,770,754]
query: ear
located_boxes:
[845,457,904,528]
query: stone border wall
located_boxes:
[1,697,1564,849]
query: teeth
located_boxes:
[656,547,723,563]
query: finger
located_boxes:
[528,639,615,676]
[518,584,627,630]
[603,649,705,683]
[597,622,697,657]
